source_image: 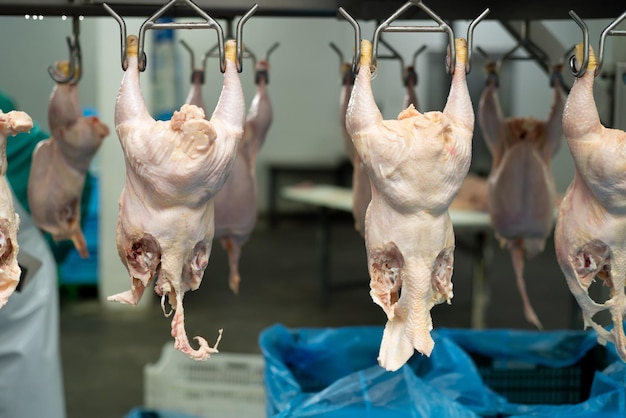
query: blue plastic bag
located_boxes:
[259,324,626,418]
[260,325,477,417]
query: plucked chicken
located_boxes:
[339,62,371,235]
[214,59,273,294]
[555,45,626,361]
[28,61,110,258]
[0,110,33,308]
[109,36,245,360]
[346,39,474,371]
[478,62,565,329]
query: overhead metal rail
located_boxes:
[0,0,622,19]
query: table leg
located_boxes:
[318,207,331,307]
[268,168,278,228]
[471,232,492,329]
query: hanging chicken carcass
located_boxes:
[108,36,245,360]
[346,38,474,371]
[214,58,273,294]
[0,110,33,308]
[555,44,626,361]
[28,62,109,258]
[478,62,565,329]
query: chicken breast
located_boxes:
[346,39,474,371]
[109,36,245,360]
[0,110,33,307]
[555,44,626,361]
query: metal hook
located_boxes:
[466,8,490,74]
[206,42,258,71]
[596,10,626,77]
[265,42,280,62]
[337,7,361,75]
[138,0,225,72]
[568,10,590,78]
[412,45,427,68]
[378,36,405,81]
[103,3,128,71]
[329,42,344,66]
[372,1,455,74]
[48,15,82,83]
[236,4,259,73]
[180,39,210,85]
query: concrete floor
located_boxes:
[59,213,578,418]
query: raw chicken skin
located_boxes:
[478,63,565,329]
[346,39,474,371]
[339,62,371,235]
[29,61,110,258]
[109,36,245,360]
[214,59,273,294]
[0,110,32,308]
[555,44,626,361]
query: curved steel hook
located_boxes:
[103,3,129,71]
[329,42,344,64]
[180,39,197,71]
[412,45,427,68]
[180,39,209,84]
[337,7,361,75]
[466,8,490,74]
[568,10,590,78]
[329,42,345,74]
[265,42,280,62]
[138,0,228,72]
[236,4,260,73]
[596,10,626,77]
[371,1,455,74]
[48,16,82,83]
[378,36,405,81]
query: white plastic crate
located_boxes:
[144,343,266,418]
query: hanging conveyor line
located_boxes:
[0,0,622,19]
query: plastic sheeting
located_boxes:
[260,324,626,418]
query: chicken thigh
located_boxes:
[28,61,109,258]
[0,110,32,308]
[478,63,565,329]
[109,36,245,360]
[555,45,626,361]
[346,39,474,371]
[214,59,273,294]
